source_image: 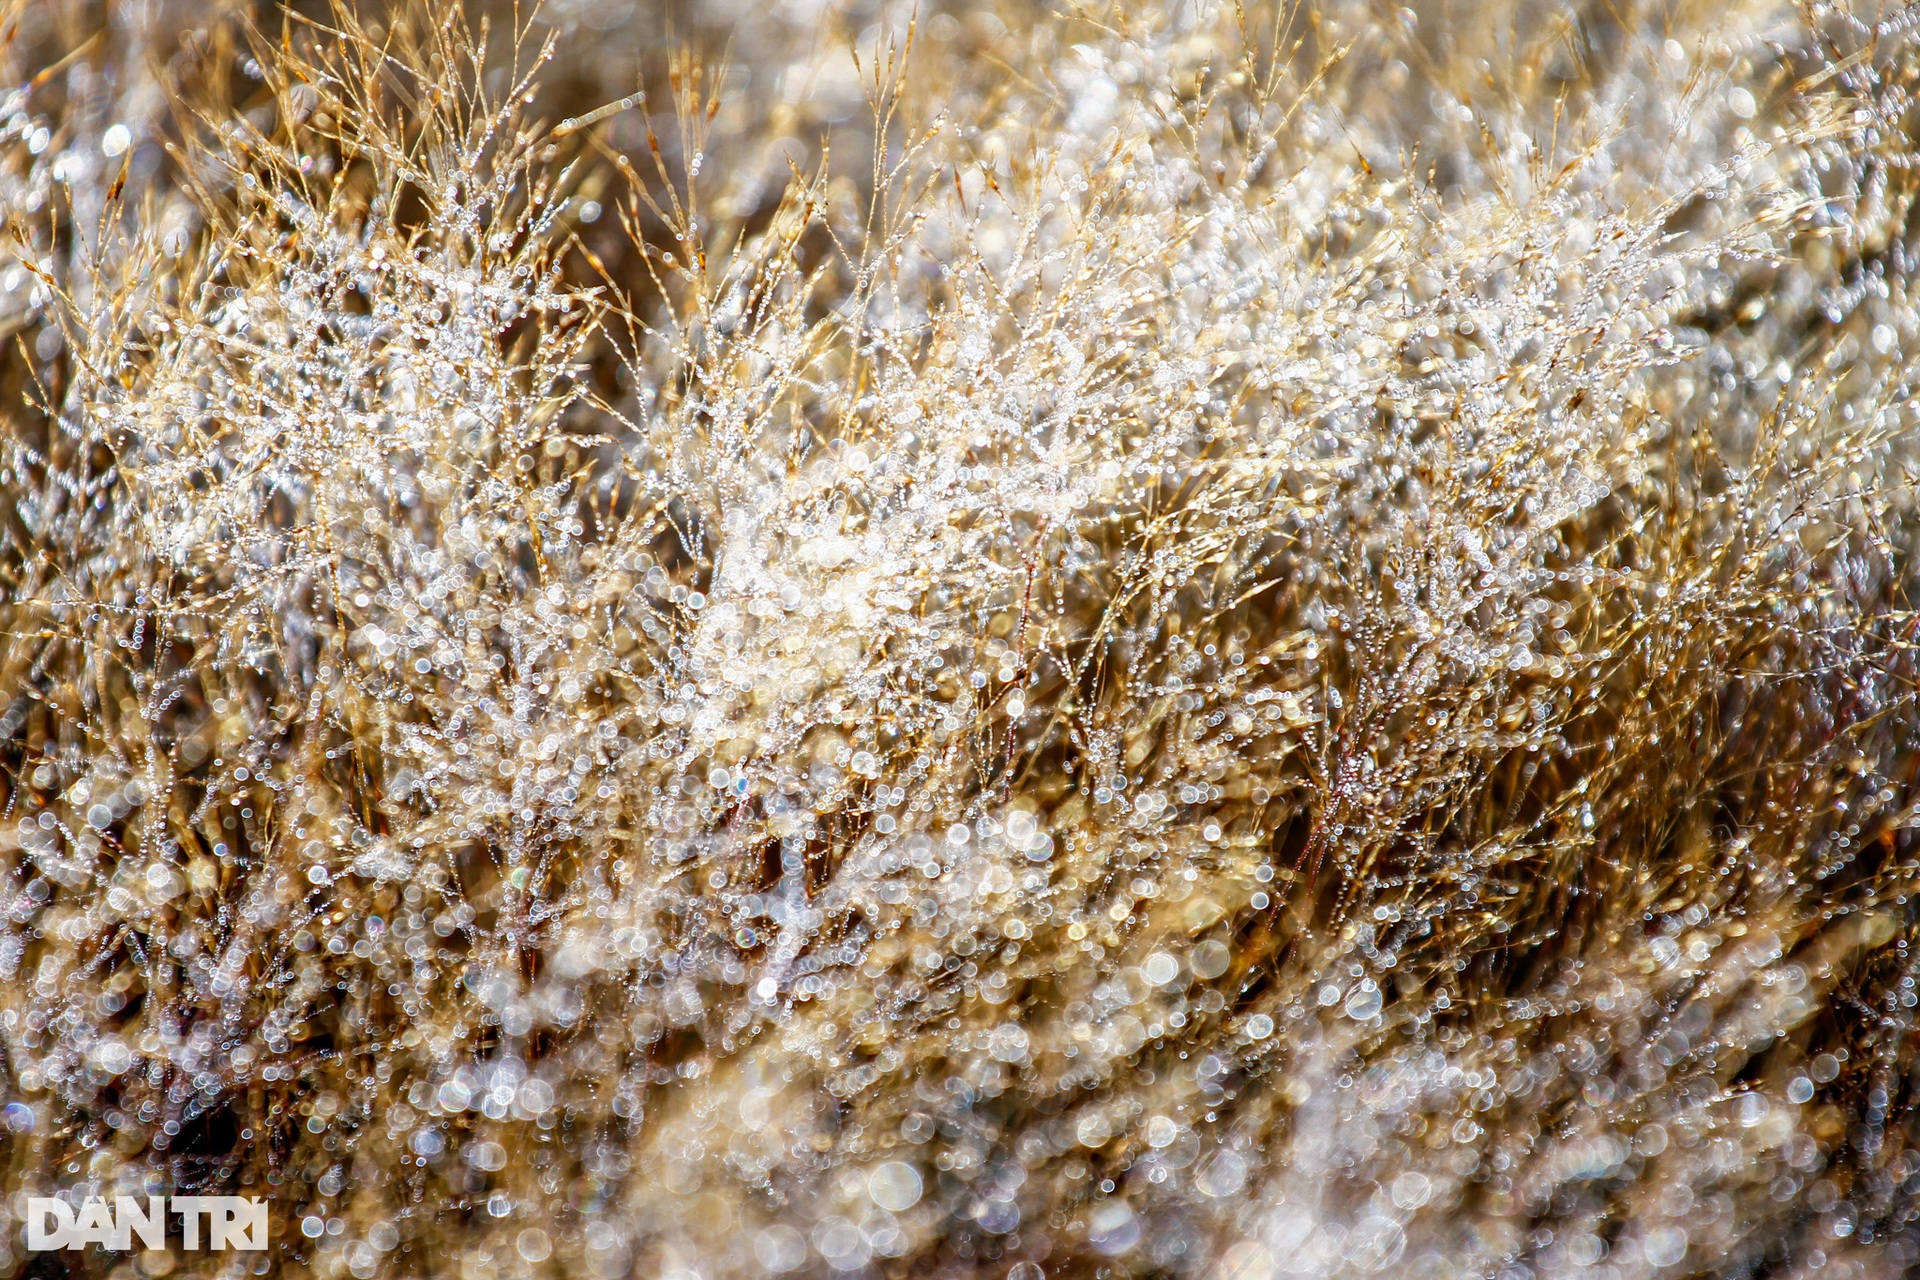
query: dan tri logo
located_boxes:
[27,1197,268,1251]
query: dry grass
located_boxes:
[1,1,1919,1278]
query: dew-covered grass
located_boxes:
[1,1,1919,1277]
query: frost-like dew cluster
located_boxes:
[2,0,1920,1278]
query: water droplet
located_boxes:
[868,1161,922,1211]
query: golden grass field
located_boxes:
[0,0,1918,1276]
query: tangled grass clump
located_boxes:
[1,0,1919,1277]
